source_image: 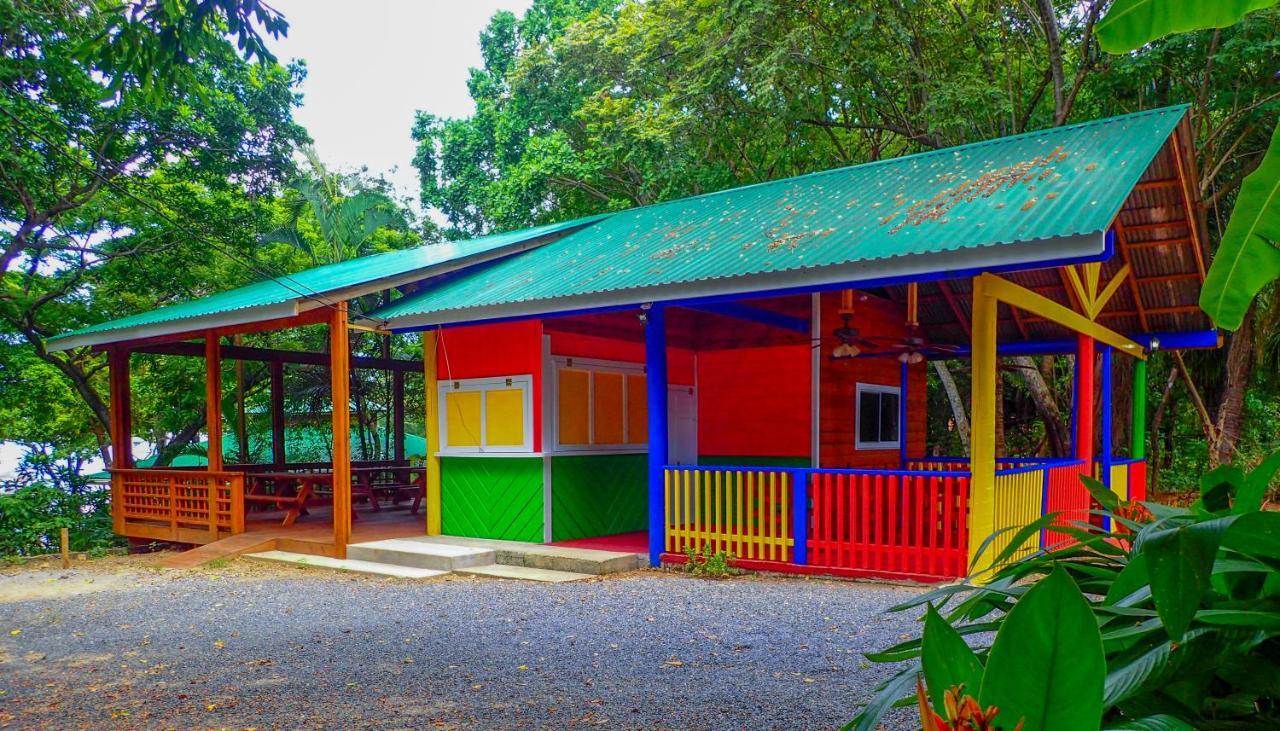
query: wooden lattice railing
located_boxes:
[111,469,244,544]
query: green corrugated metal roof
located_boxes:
[372,106,1188,327]
[48,215,606,350]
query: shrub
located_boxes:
[0,483,121,557]
[848,451,1280,731]
[682,544,737,578]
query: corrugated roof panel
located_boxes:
[48,215,606,349]
[374,106,1188,327]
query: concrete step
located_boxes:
[345,538,495,571]
[401,535,642,575]
[245,550,449,579]
[456,564,592,583]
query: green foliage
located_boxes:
[1097,0,1279,53]
[1200,123,1280,330]
[681,544,737,578]
[0,483,120,557]
[84,0,289,98]
[851,452,1280,730]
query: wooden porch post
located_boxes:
[108,347,132,535]
[205,333,223,472]
[1075,335,1095,467]
[422,330,442,535]
[107,347,133,469]
[269,359,286,468]
[330,302,352,557]
[645,304,669,567]
[969,276,998,575]
[392,369,405,462]
[1131,358,1147,459]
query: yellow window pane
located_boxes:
[626,373,647,444]
[444,390,482,448]
[485,388,526,447]
[593,372,625,445]
[558,369,590,445]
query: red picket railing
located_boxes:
[806,470,969,580]
[1042,461,1089,547]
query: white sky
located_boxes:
[267,0,534,212]
[1,1,533,481]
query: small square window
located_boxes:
[855,383,901,450]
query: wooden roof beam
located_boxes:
[1113,220,1149,331]
[129,340,424,372]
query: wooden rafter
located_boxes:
[936,280,971,338]
[977,273,1146,358]
[1170,133,1207,279]
[1125,237,1192,250]
[1113,219,1150,331]
[1133,178,1180,191]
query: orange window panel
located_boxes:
[593,371,625,445]
[558,368,590,445]
[626,373,647,444]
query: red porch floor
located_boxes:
[550,531,647,554]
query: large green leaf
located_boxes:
[844,667,919,731]
[1200,122,1280,331]
[1221,511,1280,560]
[1104,715,1196,731]
[921,604,985,713]
[1236,448,1280,514]
[979,568,1105,731]
[1104,628,1211,706]
[1142,519,1232,639]
[1097,0,1280,54]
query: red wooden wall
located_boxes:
[697,345,810,458]
[436,320,545,451]
[819,291,927,468]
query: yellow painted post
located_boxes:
[969,275,999,576]
[422,330,442,535]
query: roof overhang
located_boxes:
[379,230,1109,332]
[47,222,598,352]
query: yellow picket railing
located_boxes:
[991,467,1044,563]
[664,467,794,562]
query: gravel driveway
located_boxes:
[0,557,922,730]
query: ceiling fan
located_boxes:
[830,284,963,361]
[830,290,881,359]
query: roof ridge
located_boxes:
[603,104,1190,216]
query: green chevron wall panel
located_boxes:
[440,457,543,542]
[551,454,646,541]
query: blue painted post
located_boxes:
[1099,345,1114,531]
[899,360,909,468]
[791,469,808,565]
[646,304,669,567]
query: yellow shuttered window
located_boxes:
[438,376,533,454]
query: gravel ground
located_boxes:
[0,556,922,730]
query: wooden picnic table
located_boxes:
[243,471,329,527]
[243,465,426,526]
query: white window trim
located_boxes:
[550,355,647,454]
[855,382,901,451]
[437,375,534,455]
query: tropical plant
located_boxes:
[848,453,1280,730]
[0,483,119,557]
[1097,0,1280,332]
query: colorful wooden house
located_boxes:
[49,106,1218,581]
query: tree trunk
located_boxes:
[1212,305,1254,465]
[1148,365,1179,493]
[932,360,969,451]
[1011,355,1070,456]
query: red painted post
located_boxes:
[1075,334,1095,466]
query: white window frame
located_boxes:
[550,356,647,454]
[437,375,534,455]
[855,382,901,451]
